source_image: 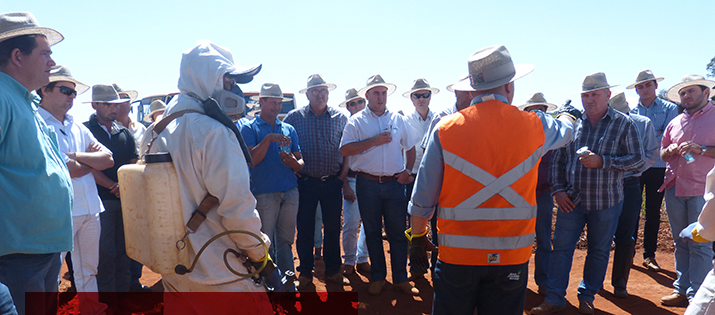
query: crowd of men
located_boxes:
[3,10,715,315]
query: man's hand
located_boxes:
[343,181,356,202]
[678,141,702,156]
[579,152,603,168]
[279,151,300,171]
[553,191,574,213]
[371,132,392,147]
[406,228,436,274]
[110,182,120,198]
[395,170,413,184]
[86,142,101,153]
[251,256,286,292]
[266,133,291,147]
[556,103,583,121]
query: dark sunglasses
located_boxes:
[57,86,77,96]
[347,99,365,107]
[411,92,431,99]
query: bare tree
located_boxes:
[707,56,715,78]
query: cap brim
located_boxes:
[626,77,664,89]
[249,95,291,102]
[358,83,397,98]
[49,76,90,95]
[0,27,63,46]
[454,64,534,92]
[339,95,363,107]
[299,83,338,94]
[227,63,262,84]
[517,103,558,111]
[574,84,619,95]
[667,80,715,103]
[402,87,440,98]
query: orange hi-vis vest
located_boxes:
[437,99,546,266]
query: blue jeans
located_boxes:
[534,192,555,287]
[314,204,323,248]
[432,260,528,315]
[342,176,369,265]
[665,186,713,299]
[545,201,622,307]
[296,176,343,278]
[255,187,299,286]
[0,282,16,315]
[355,177,409,283]
[97,199,131,293]
[0,253,60,315]
[615,177,642,245]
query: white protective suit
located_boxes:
[147,40,270,290]
[685,165,715,315]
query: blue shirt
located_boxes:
[0,71,73,256]
[283,105,347,178]
[241,115,300,195]
[631,97,678,168]
[625,113,658,178]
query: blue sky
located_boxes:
[7,0,715,121]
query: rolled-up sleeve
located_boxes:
[409,127,444,220]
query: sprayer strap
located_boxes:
[186,193,220,233]
[146,109,203,154]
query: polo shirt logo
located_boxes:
[488,253,500,263]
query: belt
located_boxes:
[347,173,356,178]
[303,173,339,182]
[356,171,396,183]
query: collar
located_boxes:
[684,102,713,117]
[255,114,282,127]
[470,93,509,105]
[365,107,391,118]
[583,105,617,123]
[90,113,121,134]
[37,106,72,126]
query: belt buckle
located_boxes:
[378,175,385,183]
[320,175,330,181]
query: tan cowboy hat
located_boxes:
[626,69,664,89]
[0,12,63,46]
[112,83,138,102]
[609,91,633,114]
[48,65,89,95]
[143,100,166,123]
[338,88,364,107]
[446,73,476,92]
[517,92,558,111]
[84,84,126,103]
[358,74,396,97]
[667,74,715,103]
[298,74,337,94]
[402,78,440,98]
[249,83,291,102]
[577,72,618,94]
[450,45,534,91]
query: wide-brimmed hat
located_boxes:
[446,73,476,92]
[667,74,715,103]
[358,74,396,97]
[48,65,89,95]
[609,91,633,114]
[112,83,138,102]
[517,92,558,111]
[226,64,262,84]
[339,88,364,107]
[250,83,291,102]
[577,72,618,94]
[298,74,337,94]
[451,45,534,92]
[402,78,440,98]
[0,12,63,46]
[84,84,126,104]
[143,100,166,123]
[626,69,664,89]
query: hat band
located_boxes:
[469,62,516,87]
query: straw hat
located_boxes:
[339,88,363,107]
[446,73,476,92]
[112,83,138,103]
[298,74,337,94]
[249,83,291,102]
[609,91,632,114]
[84,84,126,103]
[48,65,89,95]
[402,78,440,98]
[143,100,166,123]
[450,45,534,91]
[666,74,715,103]
[358,74,396,97]
[0,12,63,46]
[577,72,618,94]
[517,92,558,111]
[626,69,664,89]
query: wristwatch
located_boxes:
[701,145,708,155]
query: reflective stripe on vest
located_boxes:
[439,233,535,250]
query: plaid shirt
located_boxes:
[550,106,644,211]
[283,105,347,178]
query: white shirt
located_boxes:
[341,108,417,176]
[120,118,147,145]
[38,107,110,216]
[404,108,434,174]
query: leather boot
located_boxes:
[611,241,635,297]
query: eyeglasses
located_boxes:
[411,92,431,99]
[309,88,329,95]
[57,86,77,97]
[347,99,365,107]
